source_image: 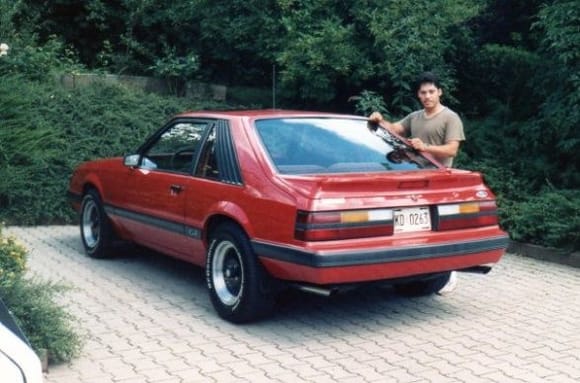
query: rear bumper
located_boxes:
[253,234,508,285]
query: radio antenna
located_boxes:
[272,64,276,109]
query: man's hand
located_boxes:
[409,138,429,151]
[368,112,384,123]
[409,139,461,158]
[368,112,405,135]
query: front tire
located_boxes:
[206,223,274,323]
[80,189,114,258]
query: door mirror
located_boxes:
[123,154,140,167]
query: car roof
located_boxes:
[174,109,366,120]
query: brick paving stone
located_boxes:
[544,374,580,383]
[382,367,423,383]
[299,355,334,371]
[479,371,518,383]
[348,364,385,381]
[239,351,273,366]
[6,226,580,383]
[457,360,497,376]
[144,350,181,363]
[426,359,465,375]
[269,372,309,383]
[115,378,156,383]
[416,369,464,383]
[446,370,496,383]
[137,367,175,382]
[123,356,161,371]
[308,375,348,383]
[318,364,358,380]
[197,359,228,374]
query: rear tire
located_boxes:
[206,223,274,323]
[394,272,452,297]
[80,189,114,259]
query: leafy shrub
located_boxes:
[2,278,82,363]
[0,226,81,363]
[460,159,580,251]
[349,90,390,118]
[0,37,82,81]
[0,232,27,288]
[508,189,580,250]
[150,50,200,96]
[0,73,227,224]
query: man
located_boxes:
[369,72,465,167]
[370,72,463,294]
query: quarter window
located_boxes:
[195,126,219,180]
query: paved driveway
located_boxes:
[5,226,580,383]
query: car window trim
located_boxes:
[136,117,218,174]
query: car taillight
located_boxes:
[295,209,394,241]
[435,201,498,230]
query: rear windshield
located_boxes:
[255,117,438,174]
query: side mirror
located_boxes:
[123,154,140,167]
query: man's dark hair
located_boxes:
[414,71,441,92]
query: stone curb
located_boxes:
[507,240,580,268]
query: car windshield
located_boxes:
[255,117,438,174]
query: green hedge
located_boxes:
[460,160,580,251]
[0,74,226,224]
[506,190,580,251]
[0,226,81,363]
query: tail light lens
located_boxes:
[435,201,498,230]
[295,209,394,241]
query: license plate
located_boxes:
[394,207,431,233]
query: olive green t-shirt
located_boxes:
[399,107,465,167]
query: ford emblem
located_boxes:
[476,190,489,198]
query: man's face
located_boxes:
[417,83,442,109]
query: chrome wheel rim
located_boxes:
[81,198,100,249]
[212,241,244,306]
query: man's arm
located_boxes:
[368,112,405,135]
[409,138,460,158]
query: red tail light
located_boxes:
[435,201,499,231]
[295,209,394,241]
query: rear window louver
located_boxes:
[216,120,243,185]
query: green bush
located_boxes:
[0,232,27,288]
[0,37,82,81]
[0,73,226,224]
[459,159,580,251]
[349,90,390,118]
[0,226,81,363]
[2,278,82,363]
[508,190,580,250]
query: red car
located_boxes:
[68,110,508,322]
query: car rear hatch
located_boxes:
[274,168,500,242]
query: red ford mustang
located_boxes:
[68,110,508,322]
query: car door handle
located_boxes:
[169,184,184,194]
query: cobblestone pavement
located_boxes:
[5,225,580,383]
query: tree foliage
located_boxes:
[531,0,580,189]
[9,0,482,112]
[0,226,81,363]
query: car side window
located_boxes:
[195,126,219,180]
[142,121,206,173]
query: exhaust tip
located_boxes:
[457,265,493,274]
[290,283,337,297]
